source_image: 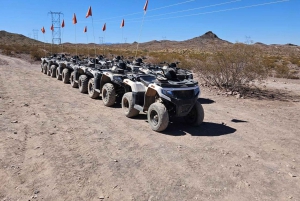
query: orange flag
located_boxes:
[61,19,65,28]
[41,26,45,34]
[50,24,54,31]
[144,0,149,13]
[102,23,106,31]
[84,26,87,33]
[86,6,92,18]
[120,19,125,28]
[73,13,77,24]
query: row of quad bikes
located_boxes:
[41,54,204,132]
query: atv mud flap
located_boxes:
[74,68,79,81]
[94,74,102,93]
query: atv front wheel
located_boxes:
[122,92,139,117]
[184,101,204,126]
[62,68,70,84]
[102,83,116,107]
[43,63,47,75]
[70,72,78,88]
[147,102,169,132]
[41,63,45,73]
[50,65,56,78]
[88,78,99,98]
[56,67,62,80]
[78,75,89,93]
[47,67,51,76]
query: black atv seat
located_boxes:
[139,75,156,87]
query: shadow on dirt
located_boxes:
[162,121,236,136]
[231,119,248,123]
[198,98,215,104]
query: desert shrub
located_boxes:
[30,49,44,61]
[195,43,268,91]
[289,56,300,67]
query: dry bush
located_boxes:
[30,49,44,61]
[194,43,268,91]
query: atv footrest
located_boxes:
[134,105,143,112]
[94,89,100,93]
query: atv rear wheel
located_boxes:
[62,68,70,84]
[56,67,62,80]
[88,78,99,98]
[147,102,169,132]
[184,101,204,126]
[102,83,116,107]
[78,75,89,93]
[122,92,139,117]
[70,72,78,88]
[41,63,45,73]
[47,64,51,76]
[50,65,56,78]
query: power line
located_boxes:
[89,0,289,25]
[92,0,198,22]
[122,0,241,22]
[128,0,290,23]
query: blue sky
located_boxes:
[0,0,299,45]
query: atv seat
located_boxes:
[139,75,156,87]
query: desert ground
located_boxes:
[0,54,299,201]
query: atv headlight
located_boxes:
[188,74,193,79]
[162,89,175,98]
[194,87,200,96]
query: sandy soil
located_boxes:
[0,54,299,201]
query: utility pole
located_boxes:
[32,29,38,40]
[48,11,63,44]
[124,38,127,43]
[99,37,104,55]
[162,36,166,49]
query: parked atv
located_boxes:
[71,58,110,99]
[122,66,204,132]
[41,54,66,77]
[55,55,80,83]
[98,57,132,106]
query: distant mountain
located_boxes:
[0,30,298,52]
[0,30,42,45]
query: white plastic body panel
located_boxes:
[123,79,147,92]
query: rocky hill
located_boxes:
[0,30,42,45]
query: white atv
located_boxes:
[122,68,204,132]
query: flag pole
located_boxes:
[91,17,96,58]
[135,0,148,59]
[61,20,64,53]
[75,24,77,57]
[121,28,124,51]
[85,27,89,57]
[135,13,146,59]
[43,33,46,57]
[103,31,106,55]
[61,28,64,53]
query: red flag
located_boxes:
[86,6,92,18]
[41,26,45,34]
[102,23,106,31]
[84,26,87,33]
[50,24,54,31]
[73,13,77,24]
[120,19,125,28]
[144,0,149,12]
[61,19,65,28]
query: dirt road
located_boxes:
[0,54,299,201]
